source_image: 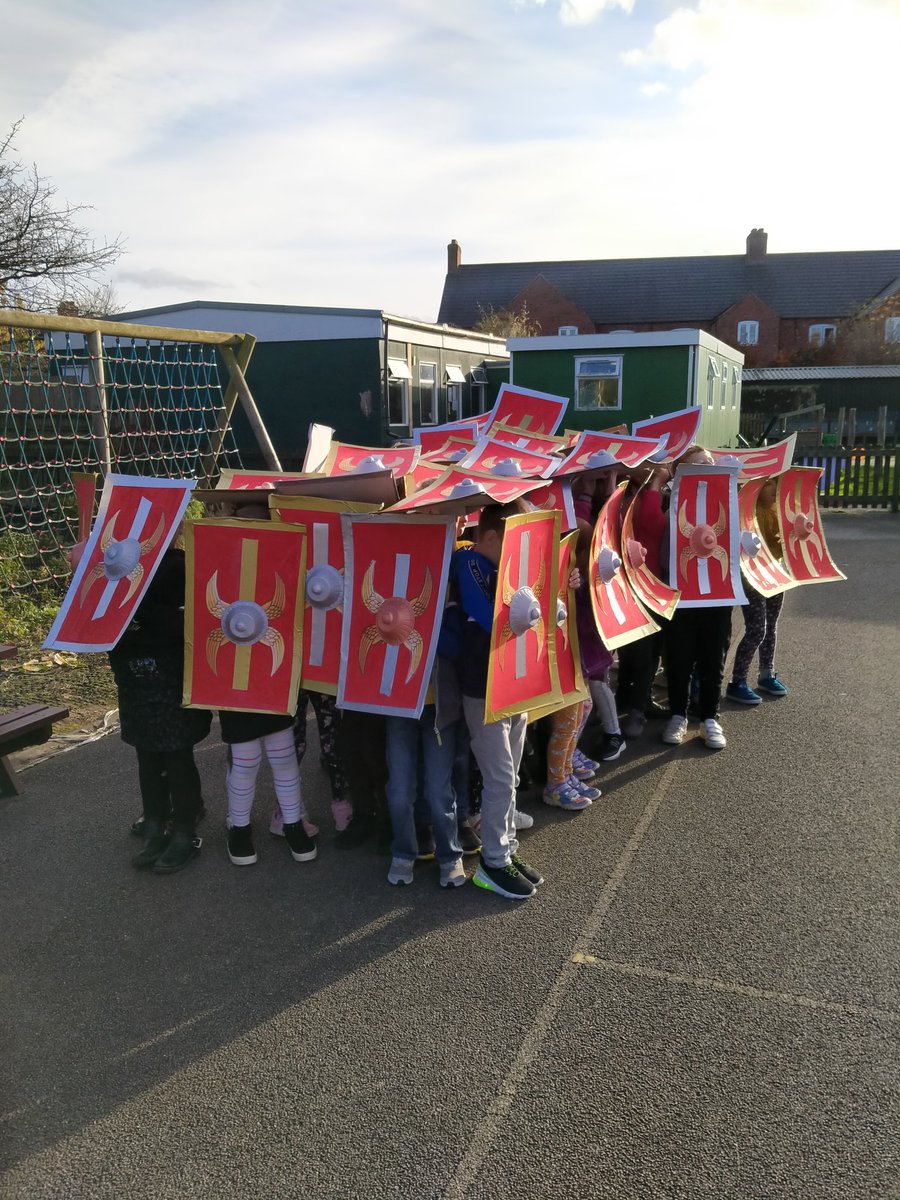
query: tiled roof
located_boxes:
[437,251,900,328]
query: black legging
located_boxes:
[136,747,203,833]
[617,628,665,714]
[664,607,733,721]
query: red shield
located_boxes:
[486,510,561,722]
[776,467,846,585]
[183,520,306,715]
[485,384,568,436]
[270,496,380,694]
[670,466,746,606]
[520,479,577,533]
[418,432,477,462]
[44,475,195,653]
[337,514,454,718]
[388,466,545,513]
[324,442,420,478]
[632,406,702,461]
[488,422,566,455]
[555,430,664,474]
[217,468,313,490]
[408,459,450,491]
[589,484,659,649]
[736,479,797,596]
[415,422,479,456]
[459,436,557,478]
[621,488,680,619]
[709,435,796,480]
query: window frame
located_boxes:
[573,355,623,412]
[707,357,720,409]
[808,323,837,345]
[736,319,759,346]
[387,356,412,430]
[417,360,438,426]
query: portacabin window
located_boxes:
[574,356,622,411]
[737,320,758,345]
[419,361,438,425]
[470,366,488,414]
[387,357,411,428]
[445,365,465,420]
[809,323,837,345]
[731,365,740,410]
[707,357,720,409]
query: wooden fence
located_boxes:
[796,449,899,511]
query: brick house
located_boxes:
[437,232,900,368]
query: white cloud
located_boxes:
[518,0,634,21]
[640,82,668,97]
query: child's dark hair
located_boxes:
[477,499,527,537]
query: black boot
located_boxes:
[131,820,170,868]
[153,829,199,874]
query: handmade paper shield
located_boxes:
[183,519,305,714]
[737,479,796,597]
[217,468,312,491]
[776,467,846,585]
[528,532,588,723]
[323,442,420,478]
[709,435,796,480]
[589,484,659,650]
[633,407,703,462]
[488,422,566,456]
[414,422,479,455]
[670,465,746,607]
[459,436,557,479]
[486,509,561,722]
[337,514,454,718]
[269,496,380,694]
[554,430,664,475]
[408,459,450,491]
[485,384,568,436]
[388,466,545,513]
[418,434,476,463]
[520,478,577,533]
[45,475,195,653]
[621,487,680,620]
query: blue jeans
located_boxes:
[413,716,471,826]
[386,707,462,865]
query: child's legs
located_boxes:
[384,716,420,862]
[451,718,471,823]
[463,696,520,868]
[617,634,659,713]
[546,703,582,787]
[420,717,461,865]
[697,607,733,721]
[309,690,349,802]
[759,593,784,675]
[262,727,302,824]
[731,588,766,682]
[227,738,263,826]
[162,748,203,832]
[664,610,695,718]
[588,674,620,734]
[136,749,169,823]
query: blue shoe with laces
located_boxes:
[757,673,788,697]
[726,679,762,706]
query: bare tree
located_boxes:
[0,120,123,311]
[473,302,540,338]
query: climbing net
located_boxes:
[1,318,245,597]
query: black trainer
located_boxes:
[131,821,169,868]
[598,733,626,762]
[510,854,544,888]
[283,821,317,862]
[472,856,536,900]
[228,823,257,866]
[153,830,200,874]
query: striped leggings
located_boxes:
[227,727,303,827]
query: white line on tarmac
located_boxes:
[442,756,682,1200]
[570,954,900,1024]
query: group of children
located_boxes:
[112,448,789,897]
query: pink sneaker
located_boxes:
[331,799,353,833]
[270,809,319,838]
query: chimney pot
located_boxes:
[746,228,768,261]
[447,239,461,274]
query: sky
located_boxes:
[2,0,898,322]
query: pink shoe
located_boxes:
[269,807,285,837]
[302,817,320,838]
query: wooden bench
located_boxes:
[0,644,18,662]
[0,703,70,797]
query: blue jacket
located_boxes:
[448,546,496,699]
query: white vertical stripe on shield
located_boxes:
[380,553,410,696]
[93,496,153,620]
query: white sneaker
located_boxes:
[439,859,467,888]
[387,857,415,886]
[513,809,534,830]
[662,715,688,745]
[701,718,726,750]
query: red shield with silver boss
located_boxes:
[589,484,659,649]
[670,466,746,606]
[776,467,846,585]
[737,478,796,596]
